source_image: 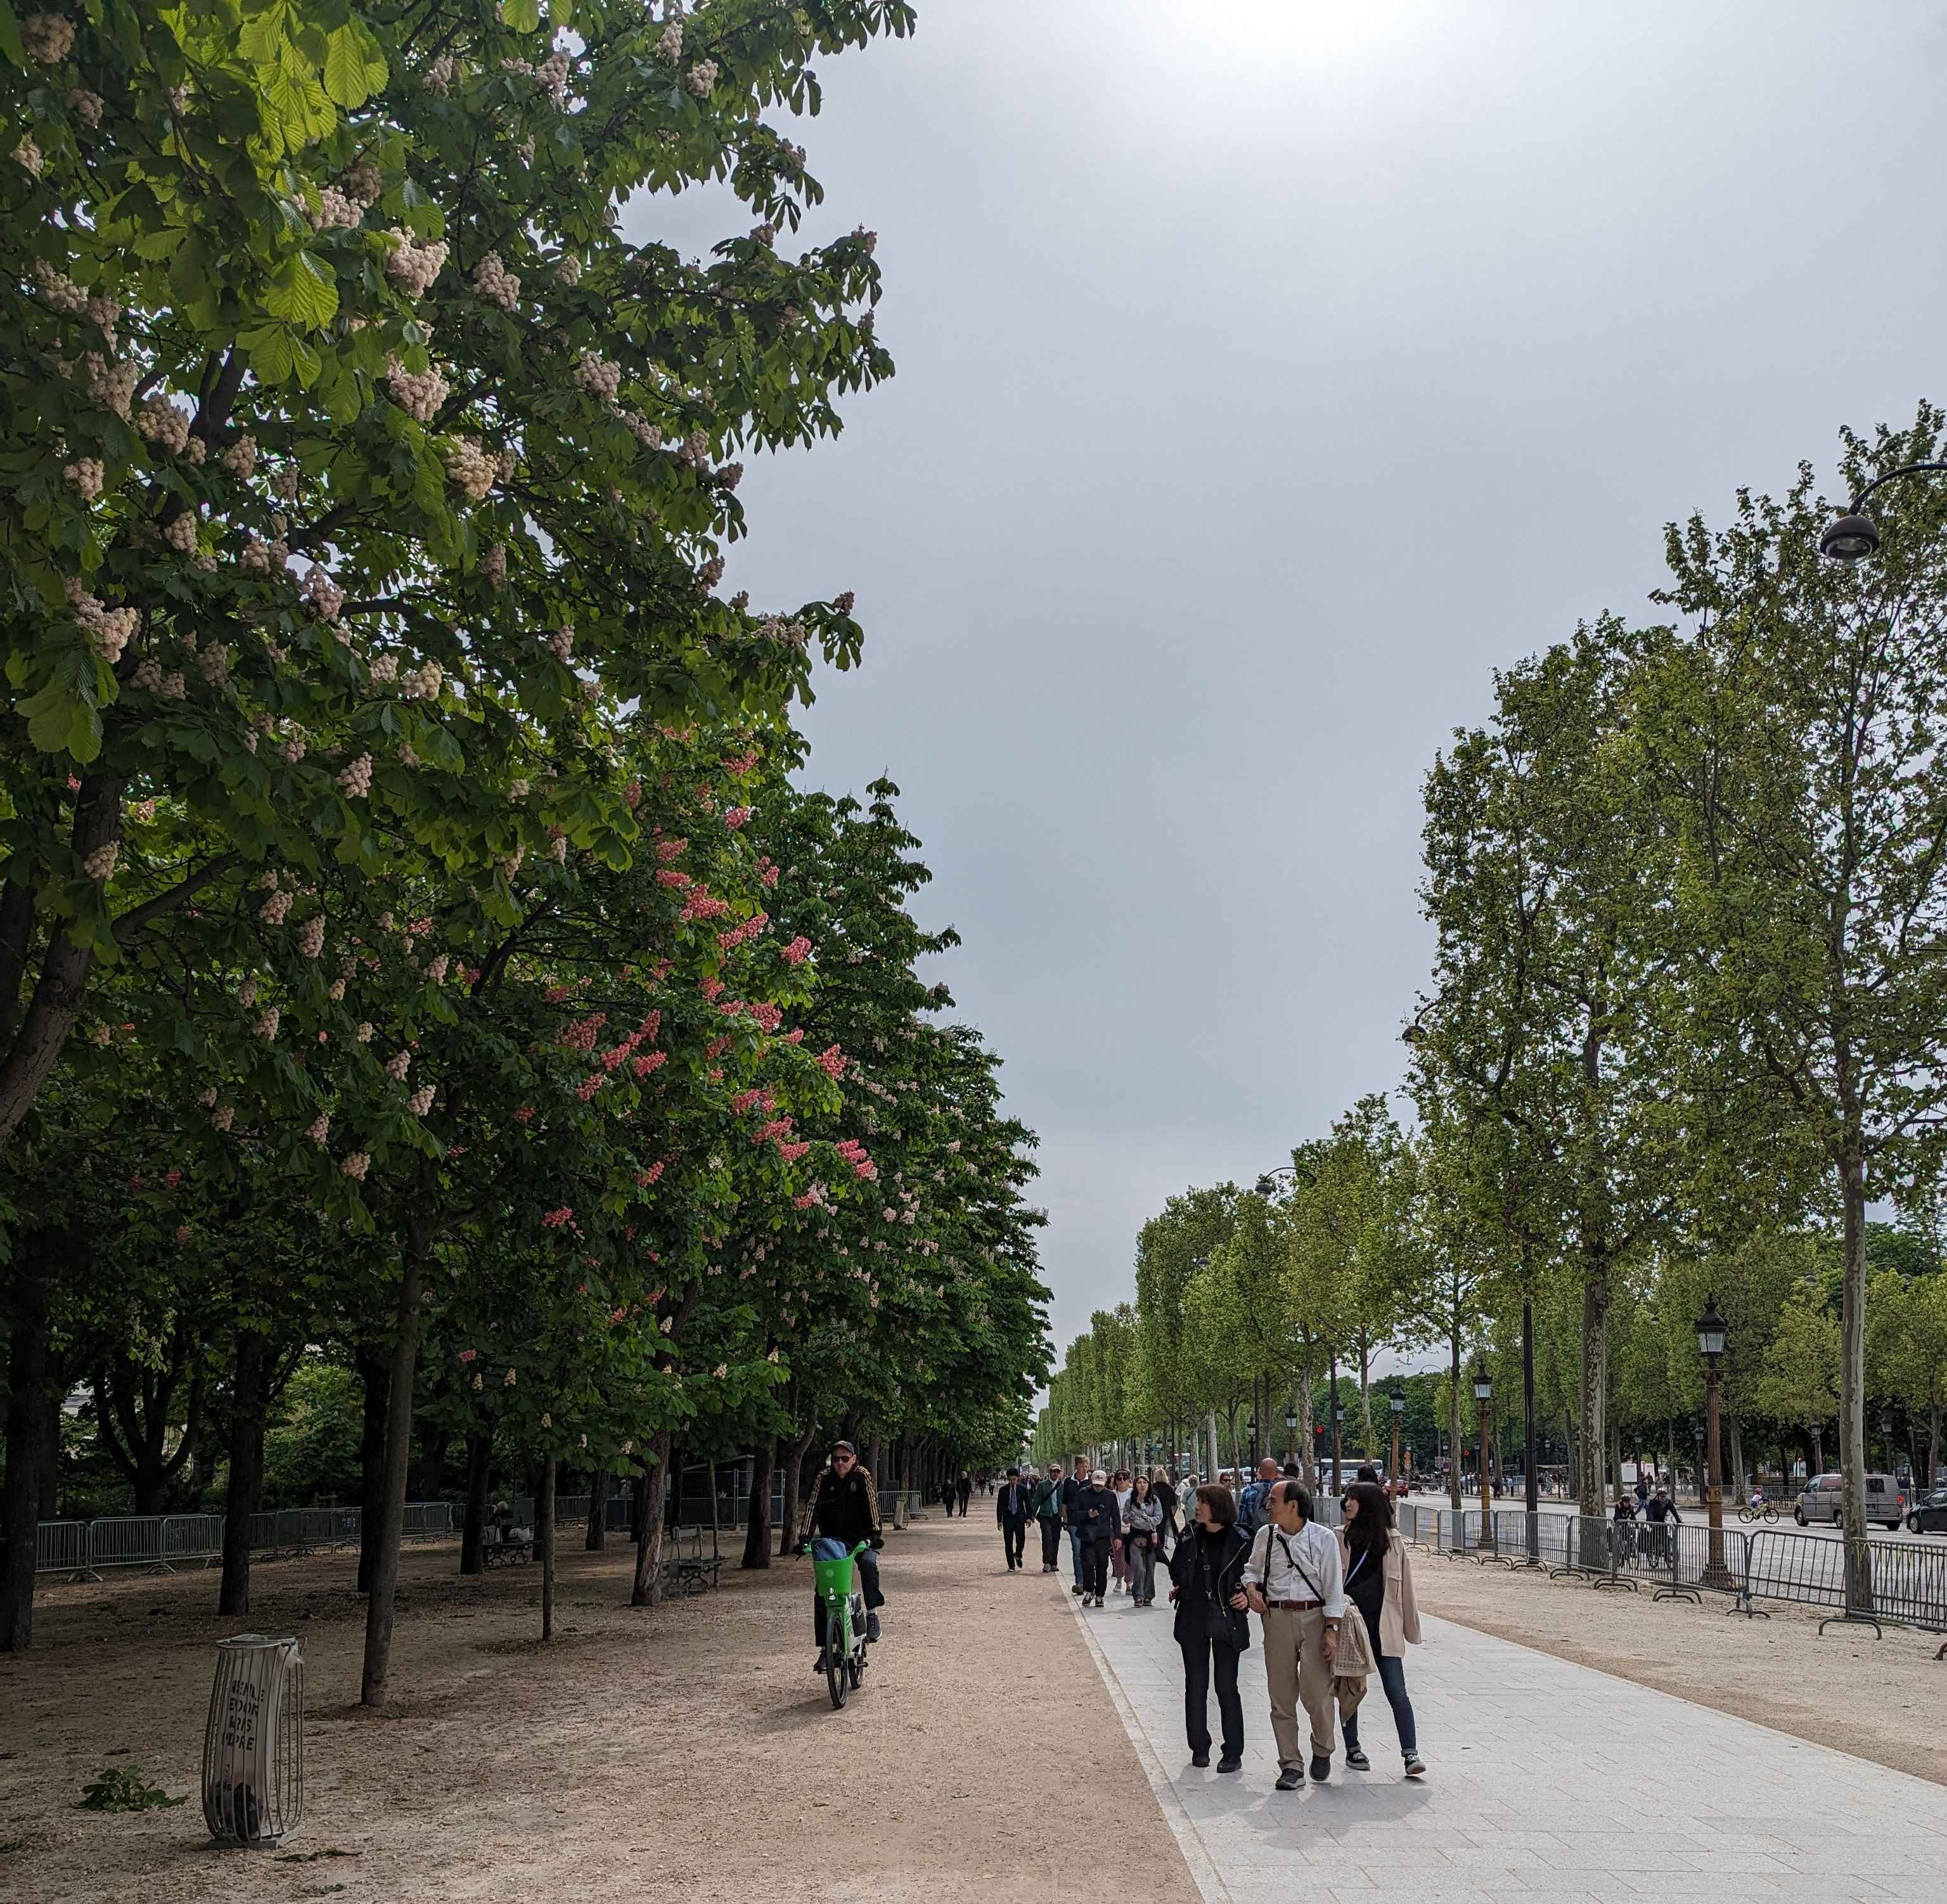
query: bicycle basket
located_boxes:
[811,1554,858,1600]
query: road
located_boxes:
[1396,1489,1944,1547]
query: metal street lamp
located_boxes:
[1472,1360,1494,1528]
[1695,1294,1731,1587]
[1819,460,1947,561]
[1283,1406,1297,1463]
[1389,1381,1406,1487]
[1247,1412,1259,1463]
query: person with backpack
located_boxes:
[1031,1462,1066,1573]
[1072,1467,1122,1607]
[1237,1457,1280,1537]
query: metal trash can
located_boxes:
[202,1633,304,1848]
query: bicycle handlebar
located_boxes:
[800,1538,872,1560]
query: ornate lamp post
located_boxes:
[1283,1406,1297,1465]
[1818,460,1947,561]
[1247,1412,1259,1464]
[1473,1360,1494,1528]
[1332,1401,1345,1493]
[1389,1382,1405,1487]
[1695,1295,1730,1588]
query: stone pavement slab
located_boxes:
[1066,1573,1947,1903]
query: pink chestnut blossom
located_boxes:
[780,936,812,966]
[721,806,752,830]
[541,1206,575,1229]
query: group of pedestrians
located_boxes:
[1013,1453,1427,1791]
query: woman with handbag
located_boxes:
[1337,1479,1426,1777]
[1123,1472,1164,1605]
[1166,1484,1252,1772]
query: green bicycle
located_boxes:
[807,1538,871,1709]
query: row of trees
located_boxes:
[1041,411,1947,1611]
[0,0,1048,1685]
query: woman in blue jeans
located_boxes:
[1336,1481,1426,1777]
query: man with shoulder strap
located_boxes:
[1240,1479,1346,1792]
[1031,1462,1066,1573]
[1237,1457,1280,1536]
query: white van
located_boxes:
[1794,1472,1906,1530]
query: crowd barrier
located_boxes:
[1402,1503,1947,1649]
[33,1503,457,1578]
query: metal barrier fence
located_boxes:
[33,1503,456,1578]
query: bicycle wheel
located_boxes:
[825,1615,851,1709]
[846,1645,864,1689]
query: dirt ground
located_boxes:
[0,1515,1201,1904]
[1413,1542,1947,1784]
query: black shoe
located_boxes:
[1190,1751,1211,1768]
[1276,1766,1304,1792]
[813,1654,826,1675]
[1345,1747,1371,1770]
[1309,1754,1330,1782]
[1216,1754,1243,1775]
[866,1612,882,1643]
[1071,1584,1083,1595]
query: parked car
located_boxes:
[1794,1472,1906,1530]
[1906,1488,1947,1535]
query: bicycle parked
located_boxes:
[806,1538,873,1709]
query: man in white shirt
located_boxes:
[1240,1479,1346,1791]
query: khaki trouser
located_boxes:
[1262,1604,1337,1766]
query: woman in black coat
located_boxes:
[1167,1483,1253,1773]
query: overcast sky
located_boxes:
[634,2,1947,1360]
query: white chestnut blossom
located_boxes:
[427,54,459,93]
[337,752,374,797]
[84,352,136,419]
[306,1112,330,1146]
[67,583,137,663]
[255,1007,281,1041]
[574,351,620,401]
[655,18,683,60]
[297,915,324,958]
[302,565,344,622]
[383,228,449,297]
[307,185,361,230]
[441,437,495,499]
[33,259,87,315]
[222,434,257,478]
[67,86,103,126]
[356,1021,375,1043]
[13,136,42,177]
[482,543,508,588]
[81,841,117,881]
[556,253,582,286]
[385,1048,411,1080]
[686,58,717,97]
[341,1151,370,1180]
[136,397,193,454]
[473,250,520,311]
[407,1082,436,1116]
[163,513,198,553]
[213,1104,236,1131]
[259,889,293,925]
[22,13,75,61]
[385,355,449,421]
[548,624,574,662]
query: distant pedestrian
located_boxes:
[1338,1480,1425,1778]
[1150,1465,1180,1559]
[1061,1462,1086,1593]
[1124,1472,1164,1606]
[1109,1469,1133,1593]
[1242,1479,1346,1792]
[1032,1462,1066,1573]
[997,1468,1032,1570]
[1238,1457,1280,1536]
[957,1470,973,1517]
[1168,1483,1252,1773]
[1073,1467,1121,1606]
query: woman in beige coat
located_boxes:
[1337,1480,1425,1777]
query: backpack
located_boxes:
[1238,1480,1270,1536]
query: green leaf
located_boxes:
[67,700,102,762]
[501,0,542,30]
[323,22,387,108]
[238,0,292,67]
[241,325,297,385]
[19,682,82,757]
[266,251,339,331]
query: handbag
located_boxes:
[1333,1552,1378,1711]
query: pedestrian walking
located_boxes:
[1150,1465,1179,1561]
[1124,1472,1164,1606]
[1073,1467,1121,1606]
[1238,1457,1280,1537]
[1062,1460,1086,1593]
[1109,1468,1133,1593]
[1032,1462,1066,1572]
[996,1468,1032,1570]
[1167,1483,1252,1772]
[1337,1479,1425,1778]
[1240,1479,1346,1792]
[957,1470,973,1517]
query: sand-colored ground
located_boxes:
[0,1516,1200,1904]
[1413,1541,1947,1784]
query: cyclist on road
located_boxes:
[804,1440,885,1663]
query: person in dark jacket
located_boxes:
[956,1470,973,1517]
[1072,1467,1121,1606]
[1149,1466,1180,1561]
[1061,1465,1085,1595]
[996,1468,1032,1570]
[1031,1462,1066,1573]
[1168,1483,1252,1772]
[803,1441,885,1662]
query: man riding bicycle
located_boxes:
[804,1440,885,1664]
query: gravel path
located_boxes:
[0,1515,1201,1903]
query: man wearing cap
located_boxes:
[803,1440,885,1661]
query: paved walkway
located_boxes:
[1067,1572,1947,1903]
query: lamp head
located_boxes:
[1389,1382,1406,1413]
[1820,510,1879,561]
[1472,1358,1493,1401]
[1694,1294,1728,1361]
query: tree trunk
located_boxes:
[584,1467,608,1552]
[742,1438,775,1569]
[460,1428,492,1575]
[1578,1264,1610,1517]
[539,1455,557,1640]
[359,1228,428,1708]
[354,1339,389,1595]
[1,1226,66,1653]
[1809,1421,1825,1477]
[413,1424,449,1505]
[779,1418,817,1557]
[217,1327,269,1617]
[1839,1150,1872,1611]
[631,1430,672,1607]
[1929,1402,1941,1491]
[1448,1321,1463,1512]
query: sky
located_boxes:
[631,1,1947,1361]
